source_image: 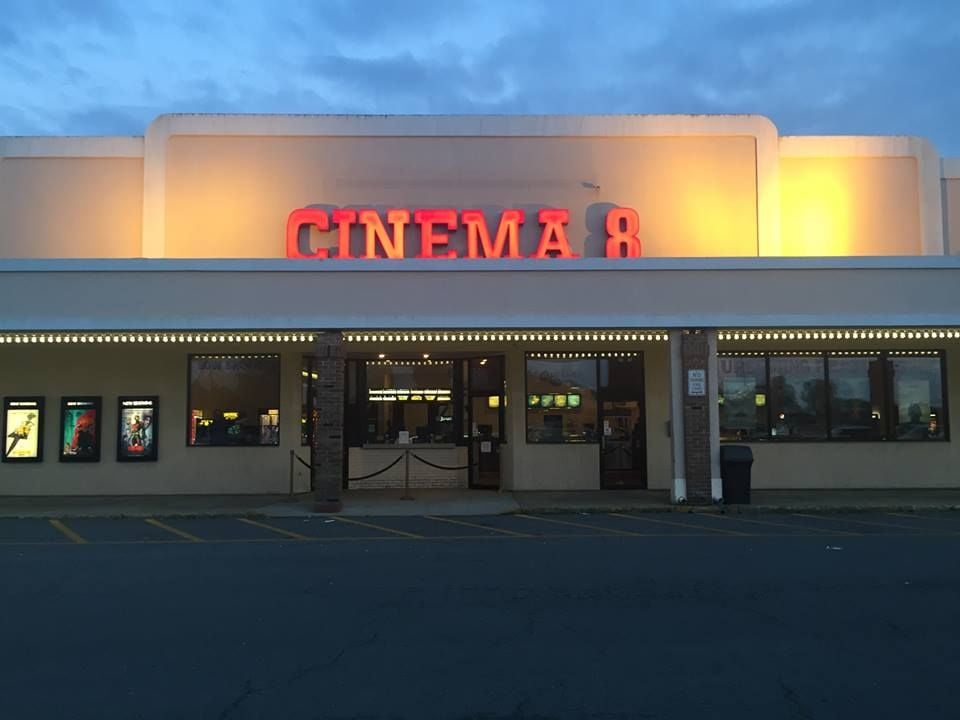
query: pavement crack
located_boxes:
[778,678,815,720]
[217,678,260,720]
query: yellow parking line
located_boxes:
[707,513,855,535]
[793,513,944,533]
[237,518,310,540]
[327,516,424,539]
[514,513,642,536]
[609,512,748,535]
[49,519,87,544]
[145,518,203,542]
[423,515,533,537]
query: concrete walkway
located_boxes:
[0,488,958,518]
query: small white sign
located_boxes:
[687,369,707,397]
[480,441,492,453]
[603,420,612,436]
[397,430,410,444]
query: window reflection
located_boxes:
[718,357,768,441]
[769,357,827,439]
[828,357,884,440]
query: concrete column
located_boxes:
[668,330,686,503]
[310,332,345,512]
[680,330,713,504]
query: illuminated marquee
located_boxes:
[286,207,641,260]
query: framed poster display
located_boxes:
[59,397,102,462]
[117,396,158,462]
[3,396,44,462]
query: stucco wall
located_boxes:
[0,157,143,259]
[162,135,759,259]
[779,156,921,255]
[0,343,309,495]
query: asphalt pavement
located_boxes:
[1,511,959,719]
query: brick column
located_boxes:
[310,332,345,513]
[681,330,712,504]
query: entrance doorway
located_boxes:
[466,356,504,489]
[599,356,647,489]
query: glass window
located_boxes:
[769,356,827,439]
[718,357,769,441]
[301,367,318,446]
[828,356,884,440]
[365,361,455,444]
[526,357,598,443]
[888,355,947,440]
[188,355,280,446]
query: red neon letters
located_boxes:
[285,207,640,260]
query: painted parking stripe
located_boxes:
[792,513,947,533]
[423,515,533,537]
[329,516,424,539]
[237,518,310,540]
[609,513,748,535]
[48,519,87,544]
[145,518,203,542]
[514,514,642,536]
[706,513,854,535]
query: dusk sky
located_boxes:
[1,0,958,153]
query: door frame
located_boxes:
[598,353,648,489]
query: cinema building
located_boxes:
[1,114,959,509]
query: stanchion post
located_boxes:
[288,449,295,498]
[400,448,413,501]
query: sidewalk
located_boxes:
[0,488,958,519]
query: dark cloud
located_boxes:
[0,0,957,153]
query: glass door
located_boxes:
[599,355,647,489]
[466,356,504,489]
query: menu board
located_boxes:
[60,397,101,462]
[3,397,44,462]
[117,396,158,461]
[527,393,582,409]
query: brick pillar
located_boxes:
[681,330,712,504]
[310,332,345,513]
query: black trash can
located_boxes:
[720,445,754,504]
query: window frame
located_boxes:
[718,350,949,443]
[186,353,282,448]
[524,353,602,445]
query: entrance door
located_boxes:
[599,355,647,489]
[466,356,504,489]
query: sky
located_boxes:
[1,0,958,153]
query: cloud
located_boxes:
[0,0,957,153]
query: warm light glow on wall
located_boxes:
[779,160,851,256]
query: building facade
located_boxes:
[1,114,959,508]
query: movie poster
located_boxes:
[60,397,101,462]
[3,397,44,462]
[117,397,158,462]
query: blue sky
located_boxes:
[1,0,958,154]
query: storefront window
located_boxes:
[526,357,598,443]
[721,351,948,442]
[769,356,827,439]
[365,361,455,444]
[718,357,768,441]
[889,356,946,440]
[188,355,280,446]
[828,356,884,440]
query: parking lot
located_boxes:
[3,509,960,719]
[1,509,959,545]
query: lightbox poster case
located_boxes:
[60,397,102,462]
[3,397,44,462]
[117,396,158,462]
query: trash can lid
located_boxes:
[720,445,754,462]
